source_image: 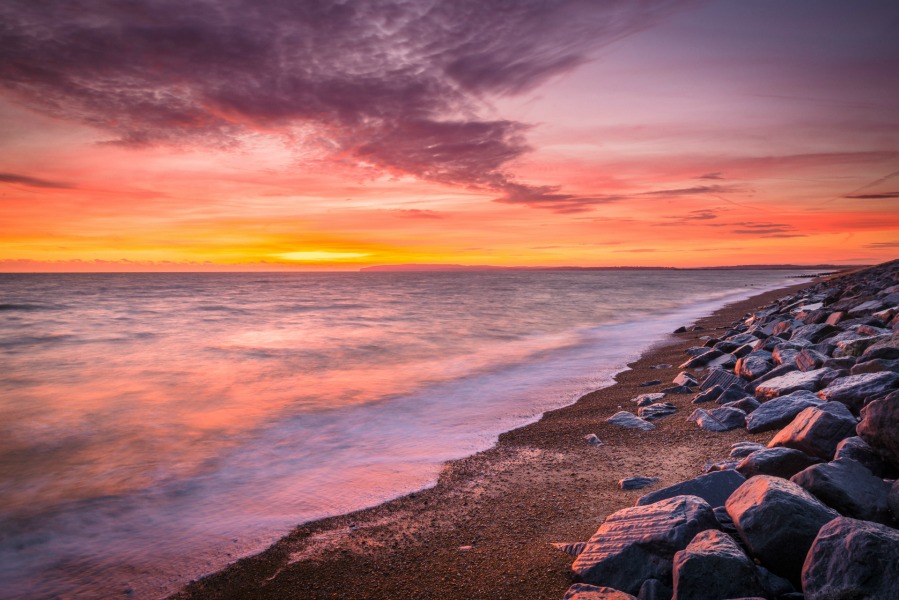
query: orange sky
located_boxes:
[1,1,897,271]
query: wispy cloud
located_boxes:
[864,241,899,249]
[0,172,73,189]
[0,0,691,208]
[843,192,899,199]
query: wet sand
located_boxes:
[172,281,811,600]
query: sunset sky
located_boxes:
[1,0,898,271]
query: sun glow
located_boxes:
[277,251,371,261]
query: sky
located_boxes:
[1,0,898,271]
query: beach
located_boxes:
[172,281,814,599]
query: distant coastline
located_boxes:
[359,263,856,273]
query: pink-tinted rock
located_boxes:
[754,368,837,401]
[563,584,636,600]
[856,390,899,465]
[572,495,718,594]
[767,403,857,460]
[816,371,899,412]
[790,458,893,524]
[672,529,766,600]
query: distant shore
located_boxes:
[172,280,815,599]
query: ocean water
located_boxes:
[0,270,809,599]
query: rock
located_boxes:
[688,407,747,432]
[746,390,824,434]
[790,458,893,523]
[768,403,857,460]
[824,311,845,325]
[680,349,723,369]
[736,447,822,479]
[650,363,672,370]
[715,386,753,405]
[571,495,719,594]
[859,332,899,360]
[735,355,773,381]
[746,362,797,390]
[890,480,899,521]
[702,459,740,473]
[606,411,655,431]
[584,434,604,446]
[563,583,637,600]
[834,333,892,358]
[856,391,899,464]
[732,343,754,358]
[795,348,828,372]
[834,436,897,478]
[816,371,899,412]
[553,542,587,557]
[635,470,746,508]
[671,529,767,600]
[729,442,766,459]
[725,475,839,584]
[673,326,687,333]
[712,505,738,535]
[822,356,856,371]
[673,371,698,387]
[706,353,737,369]
[757,565,796,598]
[619,476,659,490]
[722,396,760,414]
[691,385,722,404]
[701,369,748,392]
[639,379,662,387]
[850,357,899,375]
[801,517,899,600]
[685,346,711,357]
[637,579,672,600]
[661,385,693,394]
[791,323,839,344]
[772,347,800,366]
[848,299,885,315]
[632,392,666,406]
[638,403,677,421]
[754,368,838,401]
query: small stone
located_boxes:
[688,407,746,432]
[673,371,698,387]
[729,441,766,459]
[631,392,666,406]
[638,403,677,421]
[661,385,693,394]
[606,411,655,431]
[691,385,723,404]
[584,434,604,446]
[618,476,659,490]
[638,379,662,387]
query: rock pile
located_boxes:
[562,260,899,600]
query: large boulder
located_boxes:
[735,354,773,381]
[671,529,767,600]
[767,403,857,460]
[745,389,823,433]
[725,475,839,584]
[849,357,899,375]
[572,495,719,594]
[736,447,821,479]
[791,323,839,344]
[856,391,899,464]
[606,411,655,431]
[795,348,828,372]
[802,517,899,600]
[860,332,899,360]
[790,458,893,524]
[754,368,838,401]
[562,584,636,600]
[834,334,891,358]
[636,470,746,508]
[834,436,898,478]
[890,480,899,521]
[815,371,899,412]
[687,407,746,432]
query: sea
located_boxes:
[0,270,812,599]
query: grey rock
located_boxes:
[834,436,897,478]
[638,403,677,421]
[701,369,748,392]
[572,495,719,594]
[768,403,857,460]
[706,353,737,369]
[817,371,899,412]
[860,332,899,360]
[791,323,840,344]
[747,362,798,390]
[673,371,699,387]
[772,347,800,366]
[735,355,773,381]
[732,343,754,358]
[632,392,666,406]
[757,565,796,598]
[754,368,838,401]
[563,584,637,600]
[685,346,711,357]
[673,326,687,333]
[680,349,723,369]
[702,459,740,473]
[729,442,766,459]
[553,542,587,557]
[834,333,891,358]
[619,476,659,490]
[850,357,899,375]
[584,434,604,446]
[856,391,899,464]
[801,517,899,600]
[723,396,760,414]
[637,579,671,600]
[715,386,753,405]
[790,458,893,524]
[848,299,885,315]
[688,407,747,432]
[725,475,839,584]
[661,385,693,394]
[890,480,899,521]
[692,385,722,404]
[606,411,656,431]
[736,447,822,479]
[822,356,856,371]
[795,348,828,372]
[636,470,746,508]
[672,529,766,600]
[650,363,672,370]
[745,389,823,433]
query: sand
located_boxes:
[171,281,811,600]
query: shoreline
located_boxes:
[172,279,818,599]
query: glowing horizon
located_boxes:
[1,1,898,272]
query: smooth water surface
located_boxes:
[0,270,808,598]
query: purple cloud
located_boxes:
[0,172,73,189]
[0,0,690,208]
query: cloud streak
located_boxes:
[0,172,73,189]
[0,0,690,208]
